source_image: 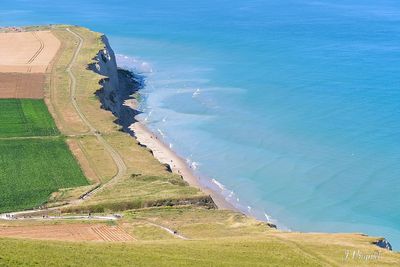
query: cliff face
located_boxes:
[89,35,143,133]
[89,35,122,114]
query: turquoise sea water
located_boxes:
[2,0,400,248]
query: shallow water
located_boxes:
[2,0,400,248]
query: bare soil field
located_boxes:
[0,224,134,242]
[0,73,45,98]
[0,31,60,73]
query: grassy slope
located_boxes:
[123,206,272,239]
[2,25,397,266]
[0,99,58,138]
[0,237,325,267]
[0,235,399,267]
[0,138,88,212]
[0,206,399,266]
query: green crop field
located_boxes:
[0,138,88,213]
[0,99,59,138]
[0,98,87,212]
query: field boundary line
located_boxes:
[0,136,60,141]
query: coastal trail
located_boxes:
[146,222,188,240]
[65,27,127,200]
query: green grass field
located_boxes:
[0,138,88,212]
[0,99,59,138]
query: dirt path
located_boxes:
[65,28,127,200]
[147,222,188,240]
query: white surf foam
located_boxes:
[115,53,153,73]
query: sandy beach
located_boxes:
[129,119,235,211]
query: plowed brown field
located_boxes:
[0,31,60,73]
[0,73,45,99]
[0,224,134,242]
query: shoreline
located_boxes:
[92,54,237,212]
[117,71,277,225]
[126,101,236,211]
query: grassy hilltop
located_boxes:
[0,25,399,266]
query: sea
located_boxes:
[2,0,400,248]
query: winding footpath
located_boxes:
[147,222,188,240]
[65,28,127,199]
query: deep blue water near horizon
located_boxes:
[2,0,400,248]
